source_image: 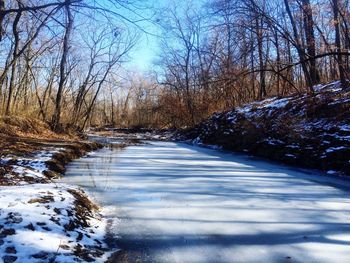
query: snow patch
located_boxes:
[0,184,108,262]
[325,146,347,153]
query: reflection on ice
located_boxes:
[62,141,350,263]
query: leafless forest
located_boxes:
[0,0,349,130]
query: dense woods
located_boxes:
[155,0,350,127]
[0,0,141,131]
[0,0,349,130]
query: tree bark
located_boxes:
[284,0,314,93]
[51,1,73,131]
[5,8,22,115]
[0,0,5,41]
[256,15,267,100]
[301,0,320,85]
[332,0,348,88]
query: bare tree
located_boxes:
[51,1,73,131]
[332,0,348,88]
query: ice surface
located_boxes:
[62,141,350,263]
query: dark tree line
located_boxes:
[154,0,350,127]
[0,0,349,130]
[0,0,145,131]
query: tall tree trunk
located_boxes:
[250,30,256,99]
[332,0,348,88]
[0,0,5,42]
[51,1,73,131]
[284,0,314,93]
[5,8,21,115]
[274,30,281,96]
[256,15,266,100]
[110,89,115,126]
[301,0,320,85]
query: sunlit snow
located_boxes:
[62,141,350,263]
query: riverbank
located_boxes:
[177,81,350,175]
[0,116,109,262]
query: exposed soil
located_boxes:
[0,116,102,184]
[178,82,350,175]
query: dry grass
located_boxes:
[0,116,78,140]
[0,115,102,185]
[0,116,80,157]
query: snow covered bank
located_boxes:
[0,144,109,262]
[178,81,350,175]
[0,184,108,263]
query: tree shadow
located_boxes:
[62,141,350,263]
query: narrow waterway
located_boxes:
[61,140,350,263]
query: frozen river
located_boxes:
[62,141,350,263]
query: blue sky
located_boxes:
[122,0,165,73]
[126,19,161,72]
[122,0,206,73]
[95,0,164,72]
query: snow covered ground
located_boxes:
[0,149,61,185]
[61,141,350,263]
[0,149,109,263]
[178,81,350,174]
